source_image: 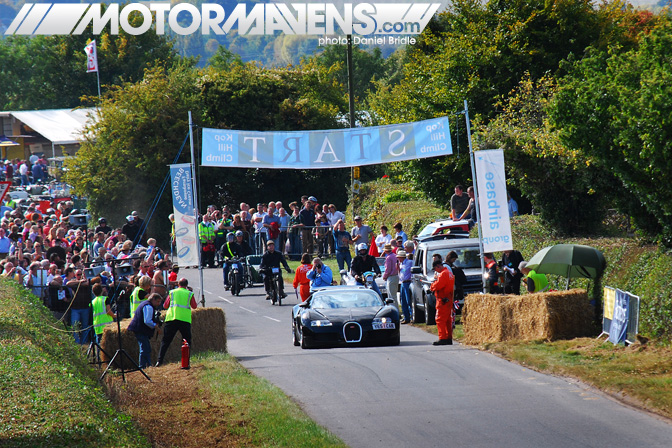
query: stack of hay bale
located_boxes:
[462,289,594,344]
[100,307,226,369]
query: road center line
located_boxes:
[264,316,281,322]
[204,289,213,294]
[219,296,234,304]
[239,306,257,314]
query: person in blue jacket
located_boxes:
[307,257,333,289]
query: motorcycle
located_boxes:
[262,266,284,305]
[225,257,247,296]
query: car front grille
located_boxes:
[343,322,362,343]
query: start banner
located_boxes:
[170,163,199,267]
[201,116,452,169]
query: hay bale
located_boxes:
[100,307,226,369]
[462,289,593,344]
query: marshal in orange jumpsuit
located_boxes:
[293,263,313,301]
[430,263,455,343]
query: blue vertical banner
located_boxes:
[474,149,513,252]
[608,289,630,345]
[201,117,452,169]
[170,163,199,267]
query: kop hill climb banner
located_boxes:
[201,117,452,169]
[474,149,513,252]
[170,163,199,267]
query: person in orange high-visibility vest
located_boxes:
[430,259,455,346]
[293,253,313,302]
[155,278,197,367]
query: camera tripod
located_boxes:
[99,260,151,383]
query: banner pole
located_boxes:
[96,69,101,99]
[188,111,205,306]
[346,34,356,218]
[464,100,486,293]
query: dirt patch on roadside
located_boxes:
[105,364,252,448]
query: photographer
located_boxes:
[127,292,163,369]
[306,257,333,288]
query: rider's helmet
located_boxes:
[357,243,368,252]
[226,232,235,243]
[235,230,243,237]
[98,217,106,224]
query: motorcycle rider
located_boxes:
[221,233,242,290]
[350,243,382,297]
[259,240,292,300]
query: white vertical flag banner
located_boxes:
[474,149,513,252]
[84,40,98,73]
[170,163,199,267]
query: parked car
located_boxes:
[417,219,472,239]
[292,286,400,348]
[410,238,483,324]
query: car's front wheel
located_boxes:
[292,320,300,346]
[300,328,313,349]
[411,294,425,324]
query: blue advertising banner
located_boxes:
[170,163,199,267]
[201,117,452,169]
[474,149,513,252]
[608,289,630,345]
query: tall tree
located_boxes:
[65,63,201,242]
[550,15,672,242]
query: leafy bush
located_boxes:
[384,190,422,203]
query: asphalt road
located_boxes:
[183,267,672,448]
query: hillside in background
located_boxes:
[0,0,405,66]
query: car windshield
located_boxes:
[418,224,437,237]
[311,291,384,309]
[428,247,481,269]
[376,257,386,274]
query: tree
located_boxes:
[0,9,179,110]
[550,16,672,242]
[196,60,351,211]
[477,75,625,234]
[366,0,660,211]
[65,63,201,243]
[67,59,351,245]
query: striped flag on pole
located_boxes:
[84,40,98,73]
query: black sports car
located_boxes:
[292,286,400,349]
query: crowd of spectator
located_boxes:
[2,191,178,345]
[2,156,50,185]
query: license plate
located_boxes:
[372,322,396,330]
[272,267,280,274]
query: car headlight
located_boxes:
[310,320,332,327]
[373,317,393,324]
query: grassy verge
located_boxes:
[481,338,672,419]
[0,279,148,448]
[108,352,346,448]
